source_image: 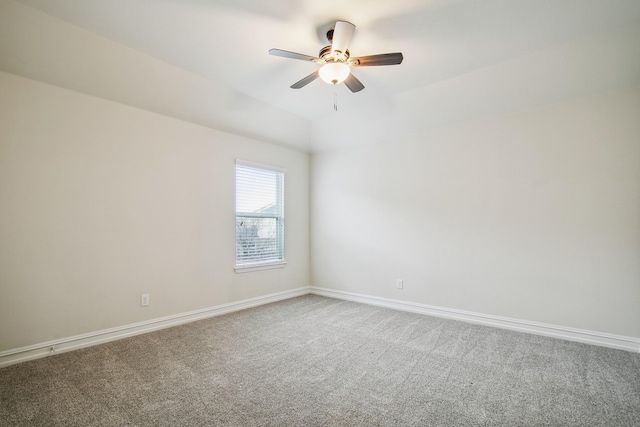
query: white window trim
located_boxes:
[234,159,286,272]
[234,260,287,274]
[235,159,286,174]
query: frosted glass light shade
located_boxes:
[319,62,350,85]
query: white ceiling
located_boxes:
[1,0,639,152]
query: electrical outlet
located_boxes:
[396,279,403,289]
[141,293,150,307]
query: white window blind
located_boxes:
[235,161,285,267]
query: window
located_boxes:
[235,160,285,271]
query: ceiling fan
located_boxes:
[269,20,403,93]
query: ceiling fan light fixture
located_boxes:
[319,62,350,85]
[269,19,403,93]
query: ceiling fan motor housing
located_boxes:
[319,45,350,63]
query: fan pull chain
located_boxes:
[334,90,338,112]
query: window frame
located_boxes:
[234,159,286,273]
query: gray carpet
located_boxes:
[1,295,639,426]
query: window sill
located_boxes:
[234,261,287,273]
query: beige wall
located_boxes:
[2,68,638,353]
[0,71,310,351]
[311,87,640,338]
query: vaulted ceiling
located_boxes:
[1,0,639,152]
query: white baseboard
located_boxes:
[0,286,311,369]
[310,286,640,353]
[3,285,637,369]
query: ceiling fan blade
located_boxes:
[350,53,404,67]
[269,48,319,62]
[291,70,319,89]
[344,73,364,93]
[331,21,355,55]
